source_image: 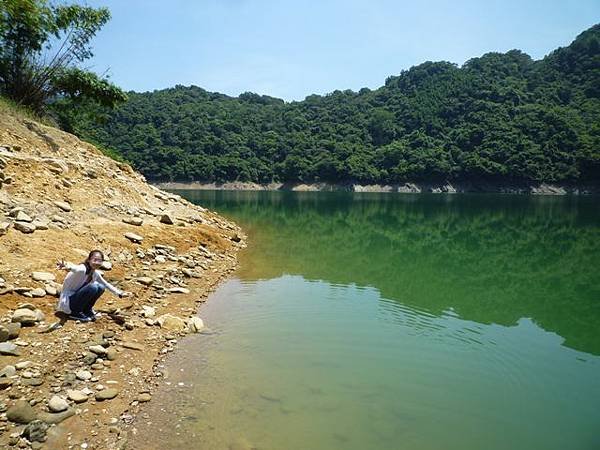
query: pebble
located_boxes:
[0,365,16,377]
[13,221,36,233]
[95,388,119,401]
[105,348,118,361]
[137,393,152,402]
[15,211,33,222]
[67,390,88,403]
[136,277,154,286]
[15,360,32,370]
[167,287,190,294]
[48,395,69,413]
[0,342,21,356]
[76,370,92,381]
[124,232,143,243]
[6,400,37,424]
[121,341,144,351]
[123,217,143,226]
[88,345,108,356]
[53,200,72,212]
[31,272,55,282]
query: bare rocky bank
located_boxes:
[0,112,245,449]
[155,181,599,195]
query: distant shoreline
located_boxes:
[154,181,599,195]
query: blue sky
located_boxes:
[86,0,599,101]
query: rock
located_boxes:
[6,400,37,423]
[0,342,20,356]
[32,219,49,230]
[136,277,154,286]
[82,352,97,365]
[103,331,115,339]
[75,370,92,381]
[121,341,144,351]
[12,308,42,325]
[44,285,58,296]
[124,232,143,243]
[187,317,205,333]
[137,393,151,402]
[53,201,71,212]
[231,233,242,243]
[88,345,108,356]
[15,360,32,370]
[154,255,166,263]
[141,306,155,318]
[167,287,190,294]
[100,260,113,270]
[123,217,143,226]
[13,221,36,233]
[32,272,55,282]
[105,348,118,361]
[15,211,33,222]
[30,288,46,297]
[66,390,88,403]
[48,396,69,413]
[38,408,75,424]
[156,314,187,332]
[51,215,66,223]
[0,378,13,389]
[181,268,201,278]
[23,420,49,443]
[6,322,21,339]
[0,365,16,377]
[95,388,119,401]
[0,325,9,342]
[159,214,174,225]
[22,377,44,386]
[0,221,11,235]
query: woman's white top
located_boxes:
[57,263,123,314]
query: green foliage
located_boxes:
[71,25,599,185]
[0,0,126,112]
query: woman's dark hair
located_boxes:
[83,249,104,274]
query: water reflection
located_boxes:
[179,191,600,355]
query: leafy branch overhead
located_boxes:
[0,0,126,112]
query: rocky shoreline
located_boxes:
[0,112,245,449]
[155,181,600,195]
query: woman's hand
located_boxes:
[56,260,68,271]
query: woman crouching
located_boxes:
[56,250,131,322]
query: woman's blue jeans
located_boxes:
[69,282,105,315]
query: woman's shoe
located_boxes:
[69,312,92,322]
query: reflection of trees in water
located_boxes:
[187,191,600,355]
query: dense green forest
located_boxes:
[64,24,600,185]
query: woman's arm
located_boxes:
[95,272,131,298]
[56,260,82,272]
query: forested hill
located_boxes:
[67,25,599,185]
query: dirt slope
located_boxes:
[0,111,245,449]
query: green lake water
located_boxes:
[136,191,600,450]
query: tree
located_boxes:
[0,0,126,112]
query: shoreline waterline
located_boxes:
[156,181,600,195]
